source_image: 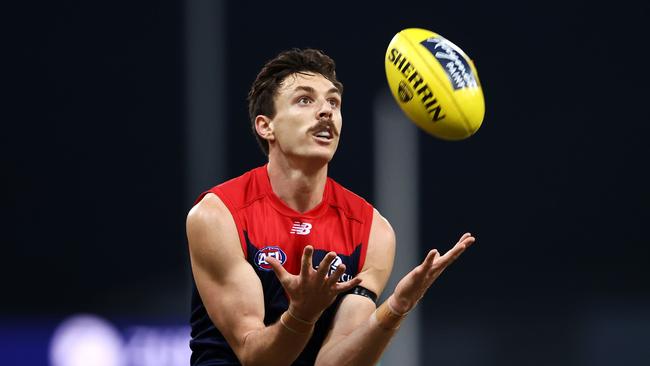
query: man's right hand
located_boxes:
[267,245,362,323]
[389,232,476,315]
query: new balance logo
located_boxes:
[290,221,312,235]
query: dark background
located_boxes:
[4,1,649,365]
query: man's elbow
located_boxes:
[233,329,263,366]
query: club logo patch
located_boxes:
[255,246,287,271]
[322,255,353,283]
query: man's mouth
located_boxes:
[310,118,337,141]
[313,128,333,140]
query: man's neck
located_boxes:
[266,154,328,214]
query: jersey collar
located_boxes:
[256,164,331,219]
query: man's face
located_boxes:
[265,72,342,163]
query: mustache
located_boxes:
[309,117,339,137]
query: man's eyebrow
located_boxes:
[293,86,315,94]
[293,85,341,95]
[327,87,341,95]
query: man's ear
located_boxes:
[255,115,275,142]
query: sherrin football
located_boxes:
[385,28,485,140]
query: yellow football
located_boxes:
[385,28,485,140]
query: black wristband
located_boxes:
[344,286,378,303]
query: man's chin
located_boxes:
[305,152,335,164]
[290,149,336,166]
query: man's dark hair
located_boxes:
[247,48,344,155]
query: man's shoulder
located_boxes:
[327,177,374,222]
[215,165,263,192]
[327,176,371,204]
[195,165,266,208]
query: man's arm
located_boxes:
[187,193,360,366]
[314,209,476,366]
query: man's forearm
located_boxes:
[237,310,315,366]
[315,296,406,366]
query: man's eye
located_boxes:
[298,97,312,104]
[328,99,339,108]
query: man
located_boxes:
[186,48,475,365]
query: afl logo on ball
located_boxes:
[398,80,413,102]
[255,246,287,271]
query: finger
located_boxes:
[438,236,475,267]
[326,263,346,286]
[300,245,314,278]
[439,243,467,265]
[422,249,439,268]
[433,250,441,265]
[458,232,472,243]
[457,233,476,250]
[423,250,443,279]
[266,256,290,283]
[333,276,362,293]
[317,252,337,278]
[463,234,476,248]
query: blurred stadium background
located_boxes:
[3,1,649,365]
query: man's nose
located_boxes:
[317,99,333,119]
